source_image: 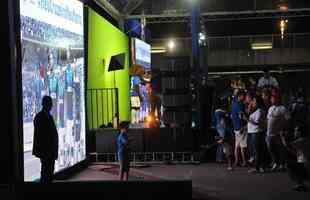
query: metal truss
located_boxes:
[126,8,310,23]
[89,152,200,164]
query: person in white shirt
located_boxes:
[258,69,279,89]
[244,96,268,173]
[266,92,290,172]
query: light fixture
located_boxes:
[199,32,206,46]
[251,42,273,50]
[280,19,288,39]
[151,46,166,54]
[167,40,175,51]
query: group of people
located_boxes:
[213,69,310,191]
[21,15,82,47]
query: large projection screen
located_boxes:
[20,0,86,181]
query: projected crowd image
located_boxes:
[20,0,86,181]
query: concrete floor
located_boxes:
[69,163,310,200]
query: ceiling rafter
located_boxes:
[126,8,310,23]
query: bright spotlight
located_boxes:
[199,32,206,41]
[168,40,175,50]
[146,115,153,123]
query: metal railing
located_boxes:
[87,88,119,129]
[207,33,310,50]
[152,33,310,50]
[89,152,199,164]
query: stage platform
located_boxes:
[68,163,310,200]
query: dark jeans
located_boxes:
[248,133,256,159]
[40,158,55,183]
[255,132,268,170]
[287,161,308,184]
[266,135,286,166]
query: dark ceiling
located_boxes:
[108,0,310,39]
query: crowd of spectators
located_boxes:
[213,69,310,191]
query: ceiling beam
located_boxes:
[126,8,310,23]
[123,0,144,15]
[95,0,123,22]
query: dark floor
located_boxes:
[70,163,310,200]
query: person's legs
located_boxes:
[216,144,225,163]
[266,136,278,169]
[234,132,241,166]
[255,133,264,170]
[125,171,129,181]
[234,146,240,166]
[241,147,247,166]
[224,143,233,170]
[240,132,248,166]
[40,159,55,183]
[287,161,307,191]
[248,133,255,163]
[119,162,124,180]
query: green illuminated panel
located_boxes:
[88,9,130,128]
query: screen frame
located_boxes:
[131,37,151,71]
[16,0,90,182]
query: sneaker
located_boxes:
[241,162,247,167]
[278,165,286,172]
[271,163,278,172]
[293,184,307,192]
[227,166,233,171]
[259,168,265,173]
[248,157,254,163]
[248,168,258,173]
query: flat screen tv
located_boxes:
[131,38,151,71]
[108,53,125,71]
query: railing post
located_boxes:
[90,90,94,129]
[116,88,119,126]
[96,89,99,128]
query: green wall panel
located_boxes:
[88,9,130,128]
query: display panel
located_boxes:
[130,38,152,126]
[20,0,86,181]
[131,38,151,71]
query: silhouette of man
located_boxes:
[33,96,58,183]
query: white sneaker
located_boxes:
[248,168,258,173]
[248,157,254,163]
[227,166,233,171]
[259,168,265,173]
[271,163,278,171]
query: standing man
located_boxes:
[266,92,290,171]
[258,68,279,89]
[117,121,131,181]
[33,96,59,183]
[231,90,247,167]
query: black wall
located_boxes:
[0,0,11,185]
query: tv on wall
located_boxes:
[131,38,151,71]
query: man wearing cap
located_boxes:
[266,91,290,171]
[117,121,131,180]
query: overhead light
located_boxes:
[167,40,175,51]
[151,49,166,54]
[151,46,166,54]
[199,32,206,41]
[251,42,273,50]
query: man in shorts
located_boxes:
[231,90,247,167]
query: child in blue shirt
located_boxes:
[117,121,131,180]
